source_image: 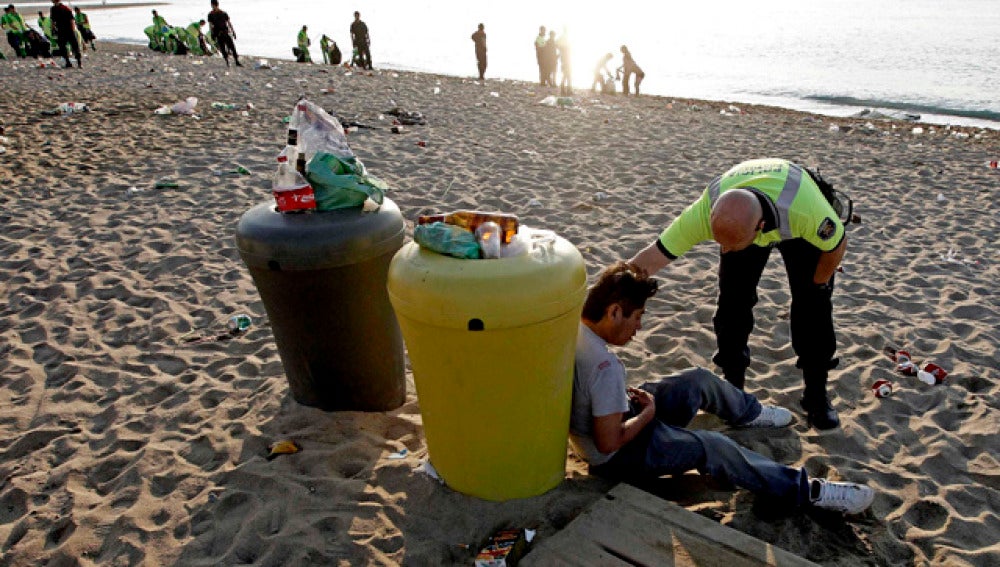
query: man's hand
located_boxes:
[627,387,654,413]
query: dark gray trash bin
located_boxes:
[235,199,406,411]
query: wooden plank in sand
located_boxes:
[524,483,818,567]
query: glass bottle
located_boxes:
[416,210,519,244]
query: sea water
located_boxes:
[73,0,1000,129]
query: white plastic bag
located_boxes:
[170,97,199,115]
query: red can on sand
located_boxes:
[922,363,948,384]
[872,379,893,398]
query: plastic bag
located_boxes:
[171,97,198,115]
[291,99,352,161]
[414,222,480,259]
[289,98,388,211]
[307,152,386,210]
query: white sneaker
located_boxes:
[809,479,875,514]
[741,404,793,428]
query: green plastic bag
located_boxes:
[413,222,480,259]
[306,152,386,211]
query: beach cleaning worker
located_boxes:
[629,158,847,430]
[2,4,28,58]
[73,6,96,51]
[319,34,331,64]
[37,11,54,43]
[207,0,240,67]
[297,25,311,62]
[571,262,874,513]
[187,20,211,55]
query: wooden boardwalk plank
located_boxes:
[524,483,818,567]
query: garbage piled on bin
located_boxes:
[271,98,387,213]
[413,210,526,259]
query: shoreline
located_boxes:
[1,40,998,566]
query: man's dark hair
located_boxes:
[582,262,658,322]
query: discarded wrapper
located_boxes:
[266,439,302,460]
[872,379,893,398]
[475,529,527,567]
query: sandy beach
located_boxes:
[1,42,998,566]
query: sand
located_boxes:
[1,42,998,566]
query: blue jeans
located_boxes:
[592,367,810,506]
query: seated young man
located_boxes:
[570,262,875,514]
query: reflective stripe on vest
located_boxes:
[707,163,804,241]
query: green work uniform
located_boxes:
[2,11,27,57]
[297,29,311,62]
[658,158,845,259]
[652,158,845,420]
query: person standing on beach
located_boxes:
[629,158,848,430]
[618,45,644,96]
[297,25,311,62]
[73,6,96,51]
[49,0,80,68]
[534,26,547,85]
[2,4,28,58]
[471,23,487,81]
[320,34,331,64]
[37,11,54,43]
[350,11,371,70]
[556,28,572,95]
[207,0,240,67]
[543,30,558,87]
[571,262,875,513]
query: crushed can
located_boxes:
[872,379,893,398]
[921,363,948,384]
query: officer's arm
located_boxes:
[814,235,846,285]
[629,243,673,275]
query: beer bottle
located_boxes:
[295,151,308,177]
[416,210,519,244]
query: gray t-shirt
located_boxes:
[569,323,629,466]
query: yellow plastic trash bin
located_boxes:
[387,230,586,501]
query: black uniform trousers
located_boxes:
[711,239,837,400]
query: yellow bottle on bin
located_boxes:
[387,228,586,501]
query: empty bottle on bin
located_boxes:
[272,150,315,212]
[475,221,502,259]
[417,210,519,244]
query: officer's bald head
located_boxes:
[710,189,763,253]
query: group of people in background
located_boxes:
[6,5,649,96]
[592,45,644,95]
[534,26,573,95]
[145,1,238,66]
[293,11,371,69]
[1,1,93,66]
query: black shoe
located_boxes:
[234,61,242,67]
[801,396,840,430]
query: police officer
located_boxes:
[629,158,847,430]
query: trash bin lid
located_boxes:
[235,198,405,270]
[387,229,587,330]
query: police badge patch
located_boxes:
[817,217,837,240]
